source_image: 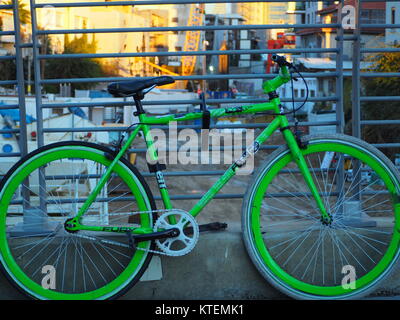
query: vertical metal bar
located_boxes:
[352,0,362,139]
[352,0,362,200]
[13,0,28,157]
[335,0,345,215]
[336,0,344,134]
[30,0,44,149]
[12,0,30,210]
[29,0,47,213]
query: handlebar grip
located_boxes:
[271,54,292,68]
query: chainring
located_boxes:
[153,210,199,257]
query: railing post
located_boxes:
[336,0,344,134]
[29,0,44,150]
[29,0,48,218]
[352,0,362,140]
[12,0,28,159]
[335,0,345,219]
[351,0,362,202]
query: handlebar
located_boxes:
[271,54,293,68]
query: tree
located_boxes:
[362,45,400,160]
[3,0,30,25]
[45,34,106,94]
[0,57,16,88]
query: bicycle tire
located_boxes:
[242,134,400,299]
[0,141,157,300]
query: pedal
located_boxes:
[185,222,228,235]
[126,231,136,251]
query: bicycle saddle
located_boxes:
[108,76,175,97]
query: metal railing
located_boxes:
[1,0,398,203]
[0,1,27,171]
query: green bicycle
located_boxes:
[1,55,400,300]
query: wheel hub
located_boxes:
[64,218,78,233]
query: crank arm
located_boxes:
[184,222,228,235]
[133,228,180,243]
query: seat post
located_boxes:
[133,92,145,116]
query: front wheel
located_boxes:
[0,141,157,300]
[242,134,400,299]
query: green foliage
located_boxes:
[312,101,333,113]
[2,0,30,25]
[45,34,106,93]
[343,77,353,135]
[0,56,16,88]
[362,46,400,159]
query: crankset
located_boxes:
[153,210,200,256]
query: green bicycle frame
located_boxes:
[68,65,330,233]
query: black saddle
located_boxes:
[108,76,175,98]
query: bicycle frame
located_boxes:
[68,65,330,234]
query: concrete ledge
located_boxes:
[124,231,287,300]
[1,230,400,300]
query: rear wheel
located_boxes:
[242,134,400,299]
[0,142,156,300]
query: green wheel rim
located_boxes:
[0,146,153,300]
[248,140,400,297]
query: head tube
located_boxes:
[262,65,291,94]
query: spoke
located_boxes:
[336,223,377,264]
[299,227,325,281]
[268,221,319,251]
[327,154,342,214]
[307,157,326,212]
[80,240,106,286]
[287,168,315,205]
[273,221,319,259]
[265,216,313,228]
[275,172,318,210]
[362,199,391,213]
[30,235,68,279]
[261,203,319,221]
[89,241,117,277]
[332,230,367,272]
[20,233,58,268]
[335,221,387,254]
[264,196,316,222]
[291,225,323,276]
[317,153,332,213]
[328,228,348,274]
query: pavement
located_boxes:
[1,229,400,300]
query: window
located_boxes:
[311,90,316,97]
[361,9,385,24]
[56,13,63,27]
[329,79,335,93]
[301,89,305,97]
[294,89,299,98]
[392,7,396,25]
